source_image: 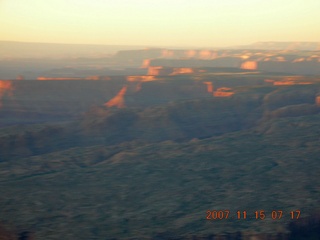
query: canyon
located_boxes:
[1,41,320,80]
[0,41,320,239]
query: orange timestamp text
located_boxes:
[206,210,301,220]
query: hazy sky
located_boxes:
[1,0,319,47]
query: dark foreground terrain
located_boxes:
[0,70,320,239]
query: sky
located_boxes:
[1,0,320,47]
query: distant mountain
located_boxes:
[2,41,319,59]
[0,41,146,58]
[234,42,320,51]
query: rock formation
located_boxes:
[104,86,127,108]
[203,82,213,93]
[241,61,258,70]
[214,87,234,97]
[171,68,195,75]
[148,66,173,76]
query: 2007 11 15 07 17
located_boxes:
[206,210,301,220]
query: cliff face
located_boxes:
[241,61,258,70]
[126,75,155,82]
[104,86,127,108]
[240,60,320,75]
[147,59,320,75]
[0,80,127,126]
[134,47,320,76]
[149,58,243,68]
[1,73,318,127]
[213,87,235,97]
[203,82,213,93]
[148,59,236,73]
[171,67,195,75]
[0,78,214,125]
[147,66,174,75]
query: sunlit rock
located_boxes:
[148,66,173,76]
[203,82,213,93]
[241,61,258,70]
[104,86,127,108]
[37,77,82,80]
[171,68,195,75]
[213,87,234,97]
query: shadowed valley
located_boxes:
[0,42,320,239]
